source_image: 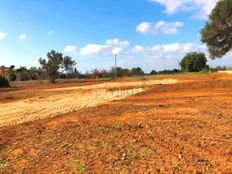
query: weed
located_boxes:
[0,147,15,158]
[0,160,9,169]
[103,142,110,149]
[60,142,73,149]
[141,148,155,159]
[102,140,115,150]
[75,162,87,173]
[120,147,142,160]
[51,139,63,145]
[114,122,125,130]
[95,126,110,133]
[70,161,87,173]
[113,161,131,173]
[128,149,140,159]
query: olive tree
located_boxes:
[39,50,76,82]
[201,0,232,59]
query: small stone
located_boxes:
[178,153,184,161]
[158,104,166,107]
[121,153,126,160]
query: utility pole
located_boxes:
[114,54,117,79]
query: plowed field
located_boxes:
[0,74,231,173]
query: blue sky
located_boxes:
[0,0,231,73]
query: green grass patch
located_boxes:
[94,126,110,133]
[0,160,9,169]
[0,147,15,158]
[113,122,125,130]
[70,160,87,173]
[128,149,140,159]
[141,148,155,159]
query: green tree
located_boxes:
[39,50,76,82]
[16,66,29,81]
[62,56,76,74]
[6,65,17,81]
[201,0,232,59]
[39,50,63,82]
[150,70,158,75]
[0,76,9,88]
[180,52,207,72]
[115,67,127,77]
[131,67,144,76]
[29,67,38,80]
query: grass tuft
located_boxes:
[70,160,87,173]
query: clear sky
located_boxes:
[0,0,231,73]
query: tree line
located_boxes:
[1,50,230,85]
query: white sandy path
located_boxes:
[0,79,179,127]
[0,88,144,127]
[218,71,232,74]
[45,79,179,91]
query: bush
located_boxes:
[180,52,207,72]
[8,73,17,81]
[150,70,158,75]
[0,77,9,88]
[131,67,144,76]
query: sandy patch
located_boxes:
[218,71,232,74]
[0,88,144,127]
[45,79,179,91]
[0,79,179,127]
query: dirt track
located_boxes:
[0,88,144,127]
[0,79,178,127]
[0,74,231,173]
[45,79,178,91]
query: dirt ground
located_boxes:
[0,79,178,127]
[0,74,231,174]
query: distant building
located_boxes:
[0,66,6,77]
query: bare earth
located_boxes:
[0,79,178,127]
[0,74,231,174]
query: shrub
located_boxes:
[8,73,17,81]
[180,52,207,72]
[0,76,9,88]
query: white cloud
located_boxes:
[150,0,219,19]
[136,22,151,34]
[119,54,179,72]
[64,45,77,53]
[131,42,206,56]
[136,20,183,35]
[112,47,123,55]
[79,44,111,56]
[208,51,232,67]
[0,32,7,39]
[76,39,231,73]
[48,30,54,35]
[78,39,205,59]
[150,42,199,53]
[79,38,130,56]
[121,42,209,72]
[106,38,130,47]
[132,45,144,53]
[19,34,27,41]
